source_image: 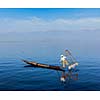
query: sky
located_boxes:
[0,8,100,33]
[0,8,100,56]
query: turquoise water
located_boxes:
[0,32,100,91]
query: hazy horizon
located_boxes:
[0,8,100,56]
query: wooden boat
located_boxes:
[22,60,65,72]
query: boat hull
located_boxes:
[22,60,65,72]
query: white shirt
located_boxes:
[60,56,66,62]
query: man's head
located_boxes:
[61,55,64,57]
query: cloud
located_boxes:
[0,17,100,33]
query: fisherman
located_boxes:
[60,55,69,68]
[60,54,78,82]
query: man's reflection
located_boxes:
[60,70,78,82]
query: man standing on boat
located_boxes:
[60,54,78,70]
[60,55,78,82]
[60,55,69,68]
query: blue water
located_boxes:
[0,32,100,91]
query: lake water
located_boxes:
[0,32,100,91]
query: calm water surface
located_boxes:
[0,34,100,91]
